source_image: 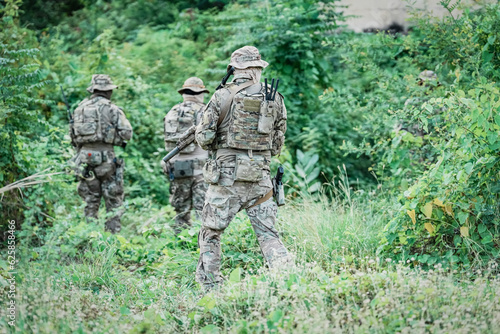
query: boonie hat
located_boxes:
[418,70,438,82]
[227,46,269,71]
[86,74,118,93]
[178,77,209,94]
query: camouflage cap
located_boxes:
[178,77,209,94]
[418,70,438,82]
[227,46,269,71]
[86,74,118,93]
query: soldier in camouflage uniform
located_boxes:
[195,46,290,289]
[162,77,209,233]
[70,74,133,233]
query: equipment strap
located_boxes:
[249,189,273,209]
[217,80,257,127]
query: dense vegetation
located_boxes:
[1,0,500,332]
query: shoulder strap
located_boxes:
[217,80,256,127]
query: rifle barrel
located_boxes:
[162,147,180,163]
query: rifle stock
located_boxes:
[216,66,235,91]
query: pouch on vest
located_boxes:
[73,104,99,138]
[172,160,194,179]
[164,115,196,153]
[258,101,275,134]
[203,159,220,184]
[234,154,265,182]
[227,96,272,151]
[79,149,103,166]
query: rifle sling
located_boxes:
[249,189,273,209]
[217,80,257,127]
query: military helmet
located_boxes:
[227,46,269,71]
[178,77,209,94]
[86,74,117,93]
[418,70,438,82]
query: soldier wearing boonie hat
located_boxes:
[195,46,291,290]
[70,74,133,233]
[417,70,439,87]
[86,74,118,93]
[226,45,269,71]
[163,77,210,234]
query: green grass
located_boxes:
[1,192,499,333]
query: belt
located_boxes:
[81,143,114,151]
[216,148,271,159]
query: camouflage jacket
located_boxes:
[164,99,208,163]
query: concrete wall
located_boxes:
[338,0,495,32]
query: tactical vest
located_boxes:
[73,97,129,146]
[164,101,204,153]
[216,83,276,151]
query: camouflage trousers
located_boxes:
[169,174,207,234]
[76,151,124,233]
[196,170,289,289]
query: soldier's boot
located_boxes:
[173,211,192,234]
[105,212,122,234]
[196,226,223,290]
[77,178,101,222]
[247,198,290,268]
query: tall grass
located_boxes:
[279,176,387,267]
[1,184,498,333]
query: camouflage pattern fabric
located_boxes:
[196,79,286,155]
[164,92,209,234]
[76,150,124,233]
[169,174,207,234]
[195,67,290,289]
[164,100,205,153]
[196,169,289,288]
[72,96,132,147]
[177,77,209,94]
[71,84,133,234]
[86,74,118,93]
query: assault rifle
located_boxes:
[272,165,285,206]
[216,66,235,91]
[60,85,76,148]
[162,125,196,163]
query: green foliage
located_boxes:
[2,198,499,332]
[383,82,500,268]
[3,2,500,332]
[284,149,322,196]
[336,3,500,266]
[0,0,55,234]
[216,0,346,182]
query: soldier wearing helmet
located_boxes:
[195,46,291,290]
[162,77,209,234]
[70,74,133,233]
